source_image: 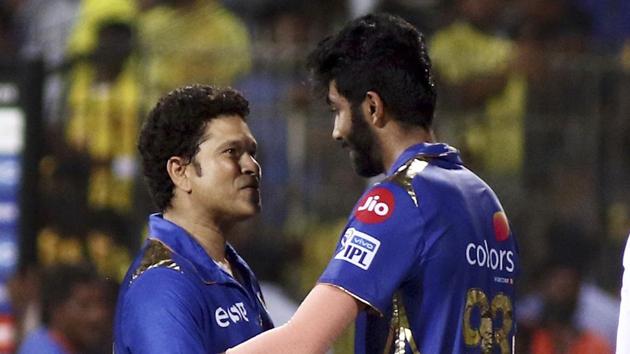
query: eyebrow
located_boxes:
[217,138,257,150]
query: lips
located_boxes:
[239,177,260,190]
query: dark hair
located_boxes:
[40,263,100,325]
[306,13,436,129]
[138,84,250,211]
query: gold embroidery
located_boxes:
[389,158,429,207]
[130,239,181,283]
[383,293,421,354]
[491,293,513,354]
[463,289,513,354]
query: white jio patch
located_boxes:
[334,228,381,270]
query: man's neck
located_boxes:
[379,125,434,173]
[163,209,229,262]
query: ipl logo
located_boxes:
[335,228,381,270]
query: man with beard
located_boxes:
[228,13,519,353]
[114,84,273,353]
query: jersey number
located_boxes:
[463,288,513,354]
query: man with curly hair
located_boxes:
[228,13,518,353]
[113,84,273,353]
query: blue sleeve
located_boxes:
[119,268,208,353]
[318,182,424,314]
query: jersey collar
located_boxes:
[147,213,252,285]
[387,142,463,176]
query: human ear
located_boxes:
[166,156,192,193]
[365,91,386,127]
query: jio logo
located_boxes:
[354,187,394,223]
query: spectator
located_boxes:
[65,19,140,213]
[65,0,136,58]
[7,265,41,347]
[430,0,526,187]
[528,262,613,354]
[16,263,115,354]
[138,0,252,107]
[517,221,619,352]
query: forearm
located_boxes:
[227,284,360,354]
[226,321,324,354]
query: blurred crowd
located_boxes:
[0,0,629,352]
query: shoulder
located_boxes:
[17,328,62,354]
[121,240,204,311]
[123,265,202,312]
[129,239,184,282]
[118,267,207,341]
[386,157,433,205]
[355,156,432,217]
[116,272,212,352]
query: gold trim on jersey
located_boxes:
[388,157,429,207]
[318,283,384,317]
[130,238,181,283]
[383,293,421,354]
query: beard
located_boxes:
[346,107,383,177]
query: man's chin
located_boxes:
[351,159,382,178]
[246,202,262,215]
[233,205,261,222]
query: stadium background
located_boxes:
[0,0,629,352]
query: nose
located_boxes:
[332,116,343,141]
[242,153,260,177]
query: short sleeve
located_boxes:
[318,182,424,314]
[119,268,208,353]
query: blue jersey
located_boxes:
[319,143,519,354]
[114,214,273,354]
[17,327,68,354]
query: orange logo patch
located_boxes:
[493,211,510,242]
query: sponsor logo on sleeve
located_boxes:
[334,228,381,270]
[493,211,510,242]
[354,187,394,224]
